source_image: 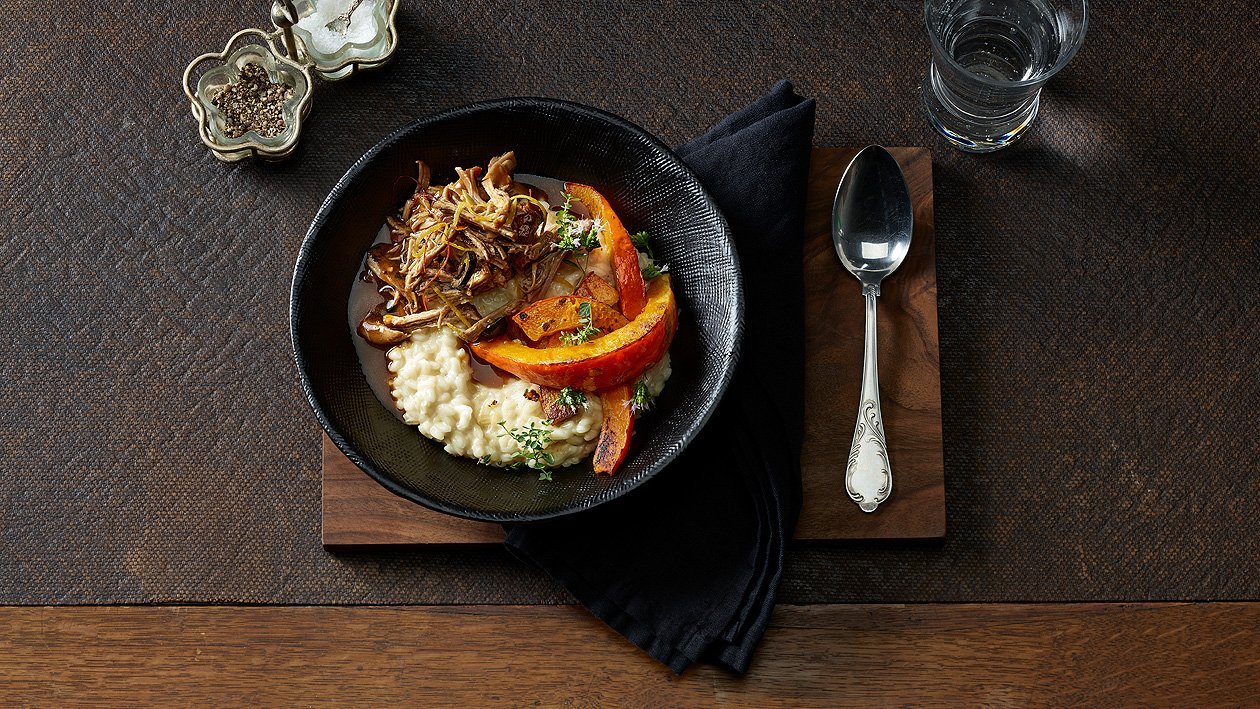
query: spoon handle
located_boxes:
[846,284,892,512]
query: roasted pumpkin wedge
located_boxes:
[564,183,647,319]
[472,275,676,391]
[511,296,628,342]
[593,384,634,474]
[573,271,619,308]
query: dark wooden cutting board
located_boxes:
[321,146,944,546]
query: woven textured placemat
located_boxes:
[0,1,1256,604]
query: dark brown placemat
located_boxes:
[0,1,1256,604]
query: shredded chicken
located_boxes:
[357,152,567,345]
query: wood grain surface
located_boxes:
[322,434,505,545]
[323,146,943,546]
[798,146,944,539]
[0,603,1254,706]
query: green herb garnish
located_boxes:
[641,261,669,279]
[555,386,587,409]
[554,192,602,253]
[632,231,669,278]
[629,380,654,415]
[494,420,555,478]
[559,300,601,344]
[560,323,601,344]
[630,230,654,257]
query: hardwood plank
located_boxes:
[799,146,944,539]
[0,604,1254,706]
[322,433,504,545]
[322,146,945,546]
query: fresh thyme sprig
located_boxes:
[560,323,601,344]
[559,300,601,344]
[554,192,602,253]
[629,380,654,415]
[632,230,668,279]
[555,386,587,410]
[484,420,555,479]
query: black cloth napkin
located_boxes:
[505,81,815,673]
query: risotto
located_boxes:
[388,327,671,467]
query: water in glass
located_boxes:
[924,0,1087,152]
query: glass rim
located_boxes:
[924,0,1089,89]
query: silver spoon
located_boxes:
[831,145,913,513]
[325,0,365,35]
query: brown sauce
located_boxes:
[349,225,407,419]
[466,345,511,387]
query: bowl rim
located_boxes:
[290,96,744,522]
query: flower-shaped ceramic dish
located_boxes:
[182,29,314,162]
[288,0,399,80]
[291,98,744,522]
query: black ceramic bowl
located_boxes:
[291,98,742,522]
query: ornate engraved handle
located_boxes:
[846,284,891,512]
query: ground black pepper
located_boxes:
[211,63,294,139]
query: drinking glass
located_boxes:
[923,0,1088,152]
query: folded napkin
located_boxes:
[505,81,815,673]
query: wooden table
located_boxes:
[4,0,1259,704]
[2,603,1255,704]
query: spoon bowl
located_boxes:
[833,145,914,289]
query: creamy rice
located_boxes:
[388,326,671,468]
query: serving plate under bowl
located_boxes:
[291,98,743,522]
